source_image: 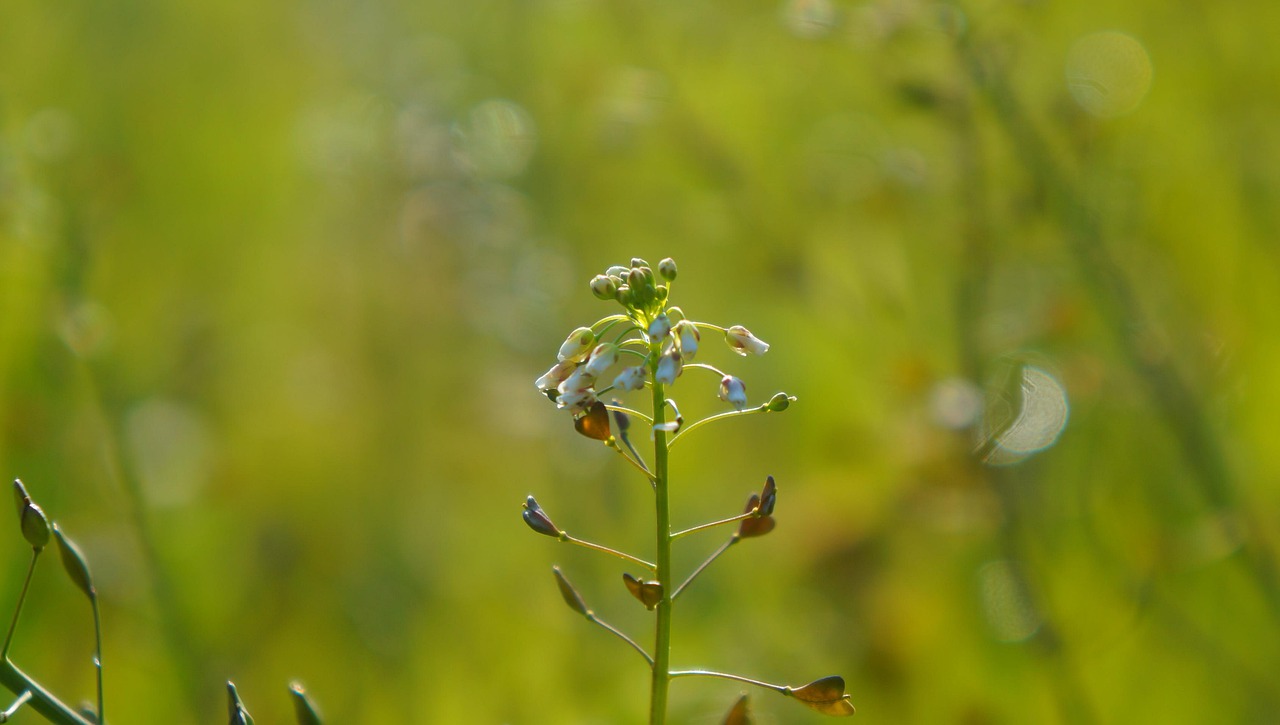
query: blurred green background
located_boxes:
[3,0,1279,722]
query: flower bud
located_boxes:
[648,314,671,341]
[630,257,650,269]
[590,274,618,300]
[558,366,595,396]
[719,375,748,410]
[522,496,561,537]
[584,343,619,377]
[606,265,630,278]
[628,267,654,306]
[535,360,578,392]
[674,320,700,361]
[613,365,648,392]
[614,283,632,306]
[725,325,769,356]
[654,350,682,385]
[657,257,677,281]
[557,327,596,362]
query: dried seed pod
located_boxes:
[622,572,663,610]
[786,675,856,716]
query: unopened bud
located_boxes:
[557,327,596,362]
[725,325,770,356]
[613,365,648,392]
[675,321,700,361]
[657,257,677,281]
[719,375,748,410]
[590,274,618,300]
[654,350,682,385]
[614,283,632,306]
[584,343,619,377]
[648,314,672,341]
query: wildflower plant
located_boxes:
[526,258,855,723]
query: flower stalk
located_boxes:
[524,257,853,722]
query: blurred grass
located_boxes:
[2,0,1280,722]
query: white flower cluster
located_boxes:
[534,258,771,418]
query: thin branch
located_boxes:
[672,537,738,601]
[607,439,656,482]
[683,363,727,377]
[604,404,652,426]
[672,511,756,540]
[0,690,32,721]
[1,550,39,659]
[668,669,786,694]
[586,613,654,666]
[561,533,657,572]
[668,406,767,449]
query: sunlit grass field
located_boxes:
[2,0,1279,721]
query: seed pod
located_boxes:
[53,524,96,601]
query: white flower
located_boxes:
[647,314,671,342]
[558,327,596,362]
[556,387,597,414]
[719,375,748,410]
[654,350,682,385]
[725,325,769,356]
[675,320,700,361]
[613,365,647,392]
[584,343,619,377]
[558,367,595,397]
[535,360,578,391]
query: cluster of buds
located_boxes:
[534,257,774,428]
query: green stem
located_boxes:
[0,660,93,724]
[668,669,786,693]
[92,596,103,724]
[1,550,39,660]
[1,690,33,720]
[671,511,755,540]
[586,613,654,666]
[649,362,673,725]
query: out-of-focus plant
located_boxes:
[2,479,326,725]
[526,258,855,723]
